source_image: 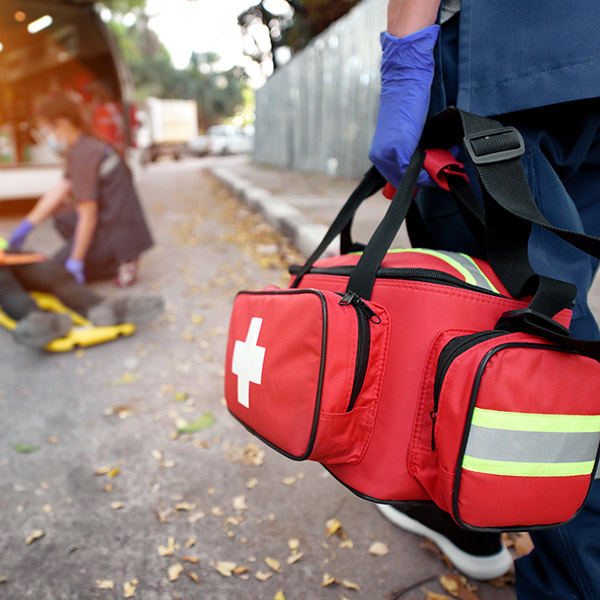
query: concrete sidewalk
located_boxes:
[210,156,600,318]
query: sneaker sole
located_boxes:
[376,504,513,580]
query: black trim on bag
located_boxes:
[232,289,328,461]
[321,464,436,506]
[449,341,597,533]
[289,265,509,298]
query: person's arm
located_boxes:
[26,179,72,226]
[368,0,442,187]
[8,179,72,249]
[387,0,442,37]
[70,200,97,262]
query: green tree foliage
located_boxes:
[104,6,248,128]
[238,0,360,71]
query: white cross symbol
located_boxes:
[231,317,266,408]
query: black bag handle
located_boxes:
[290,166,385,288]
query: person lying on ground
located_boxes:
[0,257,163,349]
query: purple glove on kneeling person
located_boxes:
[65,258,85,285]
[9,219,34,250]
[369,25,440,187]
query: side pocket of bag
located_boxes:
[416,331,600,530]
[310,294,391,465]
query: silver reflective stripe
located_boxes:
[388,249,500,293]
[442,251,499,293]
[99,151,120,178]
[465,425,600,464]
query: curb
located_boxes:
[209,166,338,258]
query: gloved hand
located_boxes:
[65,258,85,284]
[9,219,34,250]
[369,25,440,187]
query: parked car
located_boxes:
[206,125,254,155]
[0,0,139,201]
[186,134,209,157]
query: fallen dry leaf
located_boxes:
[255,571,274,582]
[286,552,304,565]
[440,574,481,600]
[123,579,138,598]
[280,476,297,485]
[223,443,265,466]
[187,571,200,584]
[368,541,390,557]
[246,478,258,489]
[96,580,115,590]
[168,563,184,582]
[186,538,196,548]
[25,530,45,545]
[188,511,206,524]
[175,502,196,512]
[321,573,336,587]
[234,566,250,575]
[325,518,342,538]
[158,537,176,557]
[514,533,534,557]
[341,579,360,591]
[274,591,286,600]
[183,556,199,564]
[233,495,248,511]
[288,538,300,552]
[107,467,121,479]
[111,502,125,510]
[0,576,7,584]
[216,561,238,577]
[424,592,452,600]
[264,557,282,573]
[95,465,112,476]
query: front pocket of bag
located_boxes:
[432,333,600,530]
[225,288,389,464]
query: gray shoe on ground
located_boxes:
[87,295,164,327]
[12,311,72,349]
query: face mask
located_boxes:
[43,129,68,155]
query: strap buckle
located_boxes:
[495,308,571,337]
[464,127,525,165]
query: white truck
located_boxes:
[137,98,199,163]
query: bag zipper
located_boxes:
[430,330,507,450]
[290,265,506,298]
[338,291,381,412]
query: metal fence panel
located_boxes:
[254,0,386,179]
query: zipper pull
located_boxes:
[430,410,437,451]
[339,291,381,324]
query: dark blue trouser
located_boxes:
[417,17,600,600]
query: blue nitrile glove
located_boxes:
[369,26,440,187]
[65,258,85,284]
[8,219,34,250]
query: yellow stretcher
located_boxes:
[0,292,136,352]
[0,237,135,351]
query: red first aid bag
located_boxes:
[224,109,600,531]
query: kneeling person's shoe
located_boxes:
[12,311,72,349]
[376,503,513,580]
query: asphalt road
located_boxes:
[0,157,517,600]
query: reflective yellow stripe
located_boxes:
[388,248,478,285]
[459,253,500,294]
[471,407,600,433]
[462,456,596,478]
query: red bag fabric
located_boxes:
[225,288,390,464]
